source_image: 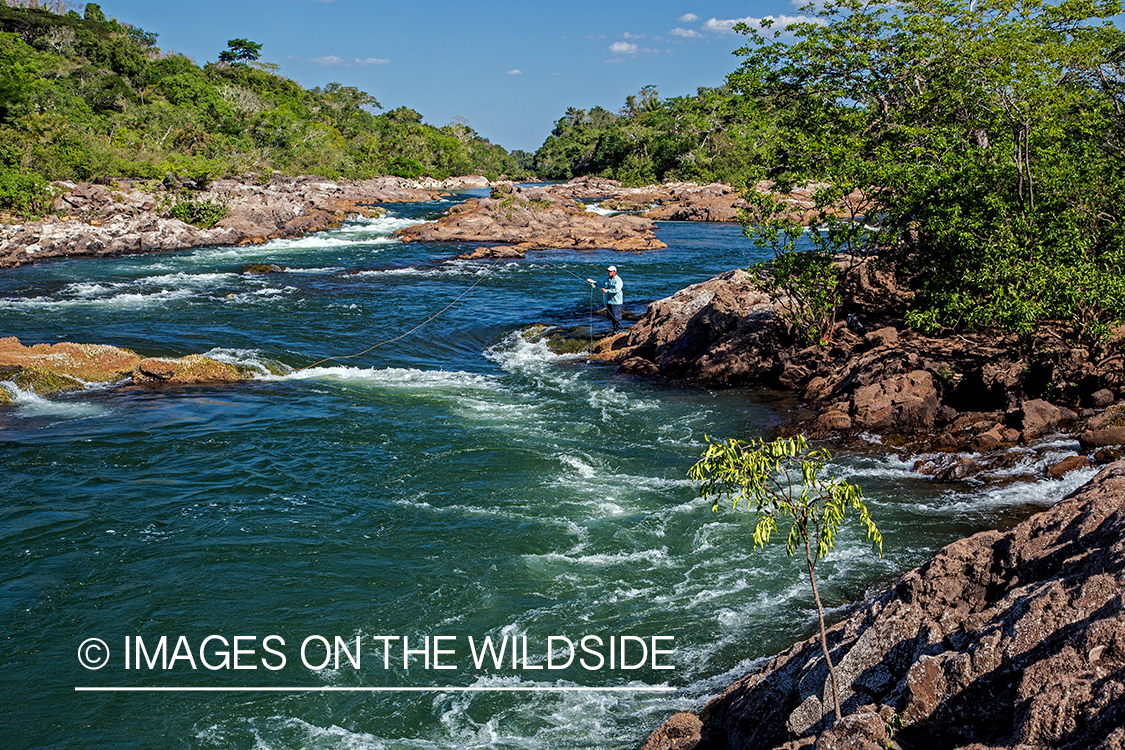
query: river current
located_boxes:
[0,192,1095,749]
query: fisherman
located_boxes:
[587,265,624,333]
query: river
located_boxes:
[0,192,1094,749]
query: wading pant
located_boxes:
[607,304,623,333]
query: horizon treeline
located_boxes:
[0,2,529,217]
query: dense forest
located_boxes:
[0,2,527,217]
[537,0,1125,341]
[532,84,775,186]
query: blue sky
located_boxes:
[96,1,808,153]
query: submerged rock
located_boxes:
[646,462,1125,749]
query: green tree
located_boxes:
[0,32,46,122]
[218,38,261,64]
[83,3,105,23]
[728,0,1125,341]
[689,435,882,724]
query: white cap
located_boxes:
[607,265,616,272]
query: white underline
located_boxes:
[75,686,675,693]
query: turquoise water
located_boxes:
[0,195,1096,749]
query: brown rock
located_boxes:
[935,457,982,480]
[1046,455,1092,478]
[2,175,434,269]
[686,462,1125,750]
[0,337,247,393]
[811,710,889,750]
[864,326,899,348]
[1079,427,1125,448]
[852,370,939,433]
[618,357,660,375]
[455,246,526,260]
[814,410,853,432]
[395,187,666,251]
[970,426,1004,452]
[642,712,702,750]
[1089,389,1115,408]
[131,354,243,386]
[1018,398,1066,440]
[1088,403,1125,431]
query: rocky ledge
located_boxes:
[552,176,863,223]
[644,460,1125,750]
[0,337,255,403]
[590,264,1124,477]
[0,174,492,270]
[394,183,667,256]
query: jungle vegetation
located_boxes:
[538,0,1125,340]
[0,2,526,217]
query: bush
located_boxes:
[0,166,53,219]
[169,194,227,228]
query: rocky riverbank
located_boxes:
[0,337,258,402]
[0,173,489,270]
[644,459,1125,750]
[585,263,1124,480]
[0,174,832,270]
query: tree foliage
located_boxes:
[218,38,261,65]
[729,0,1125,341]
[533,85,779,186]
[689,435,882,724]
[0,3,527,215]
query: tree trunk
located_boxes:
[805,535,842,723]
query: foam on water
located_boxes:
[0,287,196,311]
[0,381,108,419]
[584,202,620,216]
[270,364,499,393]
[201,347,288,377]
[928,467,1100,513]
[349,262,498,279]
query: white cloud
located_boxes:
[678,13,699,22]
[622,32,646,39]
[507,69,523,75]
[310,56,390,68]
[669,27,703,37]
[609,41,638,54]
[703,14,821,33]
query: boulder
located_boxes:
[0,337,249,394]
[1046,455,1091,478]
[1079,427,1125,448]
[1089,389,1115,408]
[641,712,702,750]
[852,370,939,433]
[1017,398,1070,440]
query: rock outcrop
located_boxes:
[394,184,667,252]
[550,177,865,224]
[0,174,460,269]
[0,337,251,396]
[645,461,1125,750]
[603,265,1123,445]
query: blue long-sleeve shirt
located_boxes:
[602,274,623,305]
